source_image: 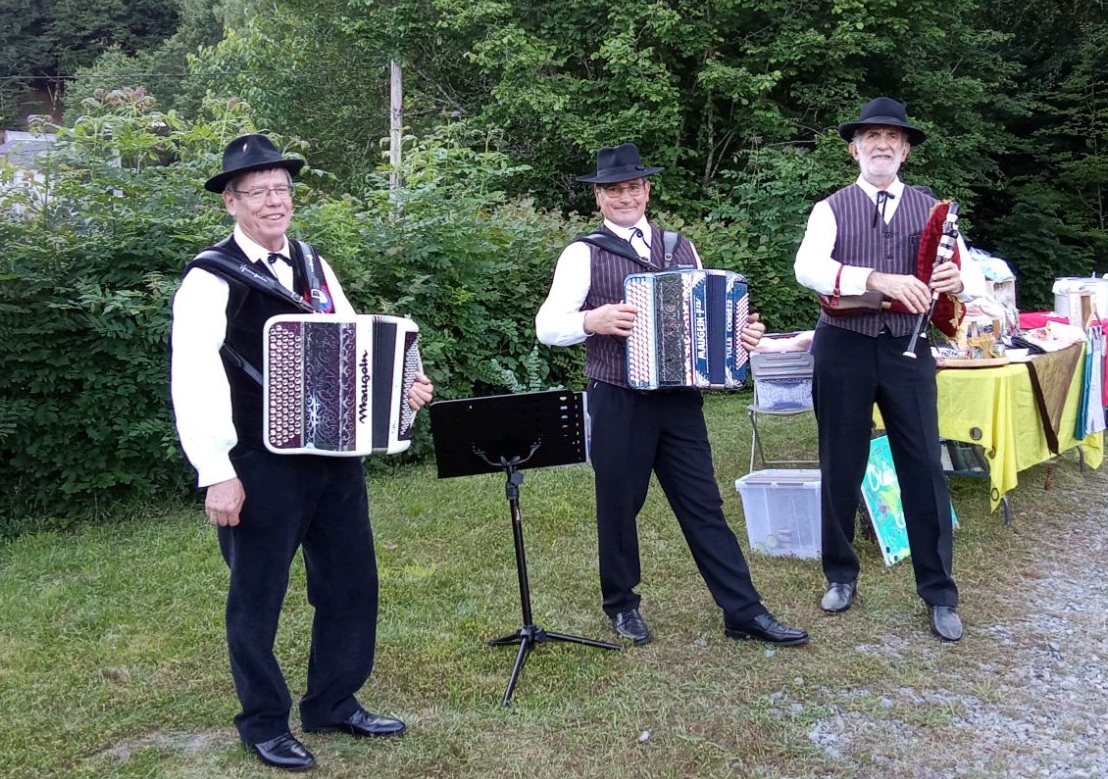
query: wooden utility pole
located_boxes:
[389,60,403,194]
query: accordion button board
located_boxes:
[263,314,421,456]
[624,269,750,390]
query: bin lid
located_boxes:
[736,469,821,486]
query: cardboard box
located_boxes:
[734,469,822,558]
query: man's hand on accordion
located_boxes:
[585,303,639,337]
[408,372,434,411]
[741,312,765,350]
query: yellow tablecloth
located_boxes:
[935,355,1103,512]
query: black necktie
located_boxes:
[873,191,895,227]
[267,252,291,266]
[630,227,651,251]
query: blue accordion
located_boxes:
[624,269,750,390]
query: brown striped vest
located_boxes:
[822,184,935,337]
[582,224,698,387]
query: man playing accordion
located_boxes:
[170,133,433,771]
[794,97,985,642]
[536,143,808,649]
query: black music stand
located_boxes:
[429,390,621,707]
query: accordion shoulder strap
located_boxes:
[220,343,264,387]
[186,247,311,388]
[187,248,314,314]
[662,230,679,268]
[577,231,656,269]
[288,239,333,313]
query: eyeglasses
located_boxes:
[598,182,647,197]
[232,184,295,201]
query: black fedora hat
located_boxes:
[838,97,927,146]
[576,143,663,184]
[204,133,306,193]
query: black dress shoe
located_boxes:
[248,732,315,772]
[929,605,964,642]
[725,612,809,646]
[820,581,857,613]
[304,706,406,738]
[611,608,651,645]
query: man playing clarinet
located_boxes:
[794,97,985,642]
[536,143,808,649]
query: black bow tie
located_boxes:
[873,191,895,227]
[267,252,291,266]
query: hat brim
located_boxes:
[838,119,926,146]
[576,165,664,184]
[204,158,305,193]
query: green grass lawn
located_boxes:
[1,393,1101,779]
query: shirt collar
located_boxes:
[233,225,290,264]
[855,176,905,203]
[603,217,651,241]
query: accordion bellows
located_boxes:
[624,269,750,390]
[263,314,421,456]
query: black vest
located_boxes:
[186,236,313,452]
[823,184,935,337]
[582,224,698,387]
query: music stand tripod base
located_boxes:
[429,390,622,707]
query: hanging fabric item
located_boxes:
[1085,325,1106,435]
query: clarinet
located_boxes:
[904,201,960,359]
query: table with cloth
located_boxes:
[934,344,1103,516]
[1019,312,1108,407]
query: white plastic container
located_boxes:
[734,469,822,558]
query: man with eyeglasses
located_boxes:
[536,143,808,649]
[171,133,433,771]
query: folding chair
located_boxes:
[746,351,818,472]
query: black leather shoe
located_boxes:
[820,581,858,613]
[611,608,651,645]
[248,732,315,772]
[304,706,406,738]
[929,605,964,642]
[725,612,809,646]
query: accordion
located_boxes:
[624,269,750,390]
[263,314,421,456]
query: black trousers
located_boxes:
[586,380,766,624]
[811,324,958,607]
[217,447,377,745]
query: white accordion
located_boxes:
[263,314,421,456]
[624,269,750,390]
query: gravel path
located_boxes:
[802,498,1108,778]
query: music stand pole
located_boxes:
[478,448,621,708]
[428,389,621,707]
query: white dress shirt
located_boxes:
[794,175,985,301]
[535,217,702,346]
[170,225,354,487]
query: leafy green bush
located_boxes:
[0,94,242,525]
[690,138,850,334]
[331,125,590,400]
[0,97,588,528]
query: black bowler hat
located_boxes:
[576,143,663,184]
[838,97,927,146]
[204,133,306,193]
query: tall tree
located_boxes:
[1,0,181,122]
[974,0,1107,309]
